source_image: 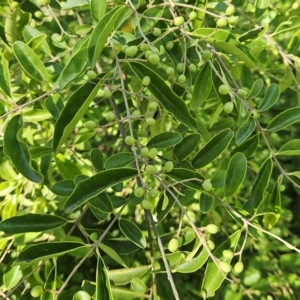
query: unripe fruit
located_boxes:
[134,187,144,198]
[189,11,197,20]
[164,161,174,172]
[234,261,244,273]
[219,261,232,273]
[125,45,138,57]
[279,184,285,192]
[152,27,161,37]
[202,50,211,60]
[216,18,228,27]
[228,16,238,26]
[176,63,184,73]
[146,117,156,126]
[236,88,248,98]
[186,93,192,100]
[142,76,150,86]
[250,109,259,119]
[103,90,112,98]
[125,136,135,146]
[142,199,153,209]
[218,84,230,95]
[148,102,158,110]
[84,120,97,130]
[131,110,141,118]
[166,41,174,50]
[166,67,175,76]
[30,20,37,28]
[30,285,43,298]
[11,2,19,9]
[86,70,97,79]
[56,35,64,42]
[74,291,91,300]
[145,165,157,174]
[148,53,160,65]
[148,148,158,159]
[189,64,197,73]
[202,179,213,192]
[149,188,160,198]
[34,11,44,18]
[81,152,90,159]
[223,102,234,114]
[42,0,50,5]
[168,238,179,252]
[178,74,186,84]
[206,224,219,234]
[141,147,149,157]
[89,232,97,242]
[226,5,235,16]
[122,45,129,53]
[145,50,152,60]
[174,16,185,26]
[222,250,234,259]
[207,240,215,250]
[152,47,160,54]
[140,43,149,52]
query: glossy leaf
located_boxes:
[119,219,146,249]
[0,56,11,97]
[99,243,127,268]
[12,41,50,82]
[248,79,264,99]
[3,115,43,183]
[30,147,53,159]
[192,129,234,169]
[45,94,64,120]
[199,192,214,214]
[51,180,75,196]
[91,0,107,21]
[231,134,259,158]
[107,238,139,255]
[277,139,300,155]
[244,158,273,212]
[147,132,182,149]
[64,168,137,213]
[173,133,201,161]
[235,118,255,146]
[258,83,280,112]
[96,256,114,300]
[91,148,104,170]
[108,266,149,286]
[267,107,300,132]
[3,265,22,290]
[53,82,99,153]
[104,152,135,169]
[192,0,207,29]
[62,0,89,10]
[0,214,68,234]
[224,152,247,197]
[57,48,88,89]
[129,62,198,131]
[89,192,113,213]
[88,6,125,68]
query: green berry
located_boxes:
[132,110,141,118]
[152,27,161,37]
[125,136,135,146]
[189,64,197,73]
[125,45,138,57]
[178,74,186,84]
[279,184,285,192]
[141,147,149,157]
[207,240,215,250]
[142,199,153,209]
[166,67,175,76]
[166,41,174,50]
[73,291,91,300]
[176,63,184,73]
[89,232,97,242]
[86,70,97,79]
[145,165,157,174]
[146,117,156,126]
[148,148,158,159]
[202,179,212,192]
[186,93,192,100]
[149,188,160,198]
[174,16,185,26]
[164,161,174,172]
[218,84,230,95]
[226,5,235,16]
[202,50,211,60]
[223,102,234,113]
[105,112,115,122]
[145,50,152,60]
[234,261,244,273]
[206,224,219,234]
[11,1,19,9]
[250,109,259,119]
[140,43,149,52]
[30,286,43,298]
[168,238,179,252]
[219,261,232,273]
[103,90,112,98]
[216,18,228,27]
[148,102,158,110]
[222,250,234,259]
[30,20,37,28]
[142,76,151,86]
[148,53,160,65]
[84,120,97,130]
[122,45,129,53]
[189,11,197,20]
[236,88,248,98]
[134,187,144,198]
[34,11,44,18]
[228,16,238,26]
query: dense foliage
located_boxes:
[1,0,300,299]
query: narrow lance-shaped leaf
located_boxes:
[96,256,114,300]
[258,83,280,112]
[91,0,107,21]
[224,152,247,197]
[64,168,137,213]
[173,133,201,161]
[277,139,300,155]
[267,107,300,132]
[147,132,182,149]
[104,152,135,169]
[129,62,198,131]
[3,266,22,291]
[235,118,255,146]
[248,79,264,99]
[192,129,234,169]
[53,82,99,153]
[255,0,270,18]
[0,56,11,97]
[3,115,43,183]
[0,214,68,234]
[41,266,57,300]
[108,266,149,285]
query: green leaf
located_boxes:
[173,134,201,162]
[3,265,22,291]
[277,139,300,155]
[30,147,53,159]
[147,132,182,149]
[258,83,280,112]
[99,243,127,268]
[224,152,247,197]
[287,29,300,54]
[248,79,264,99]
[89,192,113,213]
[51,180,75,196]
[57,48,88,89]
[191,62,212,110]
[192,0,207,29]
[106,238,139,255]
[0,214,68,234]
[267,107,300,132]
[96,256,114,300]
[238,26,267,43]
[88,6,125,68]
[22,109,52,122]
[91,148,104,170]
[41,266,57,300]
[119,219,146,249]
[45,94,64,120]
[271,16,300,37]
[108,266,149,285]
[111,287,148,300]
[12,41,50,82]
[62,0,89,10]
[201,230,241,298]
[199,193,214,213]
[129,61,198,130]
[232,134,259,158]
[235,118,255,146]
[64,168,137,213]
[255,0,270,18]
[90,0,107,21]
[192,129,234,168]
[0,56,11,97]
[244,158,273,212]
[3,115,43,183]
[53,82,99,153]
[104,152,135,169]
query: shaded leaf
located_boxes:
[173,133,201,161]
[45,94,64,120]
[199,192,214,214]
[119,219,146,249]
[96,256,114,300]
[235,118,255,146]
[91,148,104,170]
[41,266,57,300]
[258,83,280,112]
[0,56,11,97]
[51,180,75,196]
[231,134,259,158]
[248,79,264,99]
[89,192,113,213]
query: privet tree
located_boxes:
[1,0,300,299]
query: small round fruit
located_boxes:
[148,148,158,159]
[125,45,138,57]
[279,184,285,192]
[207,240,215,250]
[186,93,192,100]
[34,11,44,18]
[166,41,174,50]
[168,238,179,252]
[148,102,158,110]
[254,97,262,103]
[250,109,259,119]
[145,50,152,60]
[73,291,91,300]
[56,35,63,42]
[140,43,149,52]
[174,16,185,26]
[30,20,37,28]
[236,88,248,98]
[89,232,97,242]
[42,0,50,5]
[166,67,175,76]
[164,161,174,172]
[131,110,141,118]
[218,84,230,95]
[189,63,197,73]
[202,179,212,192]
[202,50,211,60]
[84,120,97,130]
[178,74,186,84]
[103,90,112,98]
[216,18,228,27]
[125,136,135,146]
[30,285,43,298]
[146,117,156,126]
[11,1,19,9]
[189,11,197,20]
[223,102,234,114]
[145,165,157,174]
[148,53,160,65]
[142,76,150,86]
[219,261,232,273]
[122,45,129,53]
[86,70,97,79]
[206,224,219,234]
[152,27,161,37]
[176,63,184,73]
[134,187,144,198]
[228,16,238,26]
[141,147,149,157]
[142,199,153,209]
[149,188,160,198]
[222,250,234,259]
[234,261,244,273]
[226,5,235,16]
